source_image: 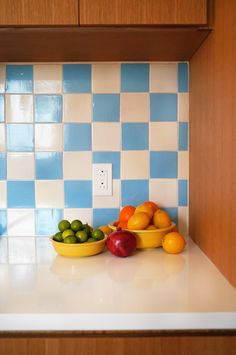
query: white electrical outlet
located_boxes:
[93,164,112,196]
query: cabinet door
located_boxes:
[0,0,78,26]
[80,0,208,26]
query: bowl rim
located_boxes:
[108,221,176,233]
[50,235,107,247]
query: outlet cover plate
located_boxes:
[93,163,112,196]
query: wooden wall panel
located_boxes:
[80,0,208,26]
[189,0,236,287]
[0,333,236,355]
[0,0,78,26]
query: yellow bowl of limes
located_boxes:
[50,236,107,257]
[108,222,176,249]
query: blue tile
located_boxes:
[64,123,91,151]
[178,63,188,92]
[92,152,120,179]
[0,153,6,180]
[36,152,62,180]
[93,208,120,228]
[122,123,148,150]
[35,209,63,236]
[121,180,149,206]
[178,122,188,150]
[0,95,4,122]
[150,152,178,178]
[63,64,91,93]
[0,210,7,236]
[163,207,178,225]
[64,180,92,208]
[35,95,62,123]
[121,64,149,92]
[93,94,120,122]
[7,181,35,208]
[7,124,34,152]
[6,65,33,93]
[178,180,188,206]
[150,93,177,122]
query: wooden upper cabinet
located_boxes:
[80,0,208,26]
[0,0,78,26]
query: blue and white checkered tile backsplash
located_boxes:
[0,62,189,237]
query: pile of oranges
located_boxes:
[111,201,186,254]
[116,201,171,231]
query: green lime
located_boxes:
[76,230,88,243]
[53,232,63,242]
[62,229,75,239]
[64,236,77,244]
[83,223,92,236]
[86,237,97,243]
[92,229,105,241]
[71,219,83,232]
[58,220,71,232]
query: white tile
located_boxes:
[7,153,34,180]
[34,64,62,93]
[92,123,121,151]
[93,180,120,208]
[150,63,178,93]
[35,180,64,208]
[63,94,92,122]
[0,181,6,208]
[0,65,5,93]
[63,208,92,226]
[92,63,120,93]
[178,93,189,122]
[6,95,33,123]
[120,93,149,122]
[63,152,92,180]
[0,124,5,151]
[0,238,8,263]
[178,207,189,236]
[121,151,149,179]
[35,124,63,151]
[7,209,35,236]
[150,122,178,151]
[149,179,178,207]
[8,237,36,264]
[178,151,189,179]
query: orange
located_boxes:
[162,232,186,254]
[135,203,153,218]
[127,212,150,230]
[146,224,157,230]
[153,209,171,229]
[143,201,159,213]
[118,220,128,229]
[119,205,135,222]
[98,225,113,235]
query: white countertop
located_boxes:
[0,237,236,331]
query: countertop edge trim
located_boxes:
[0,313,235,331]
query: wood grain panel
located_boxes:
[0,0,78,26]
[80,0,208,26]
[0,27,210,62]
[189,0,236,287]
[0,334,236,355]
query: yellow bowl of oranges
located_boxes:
[108,201,176,249]
[108,222,176,249]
